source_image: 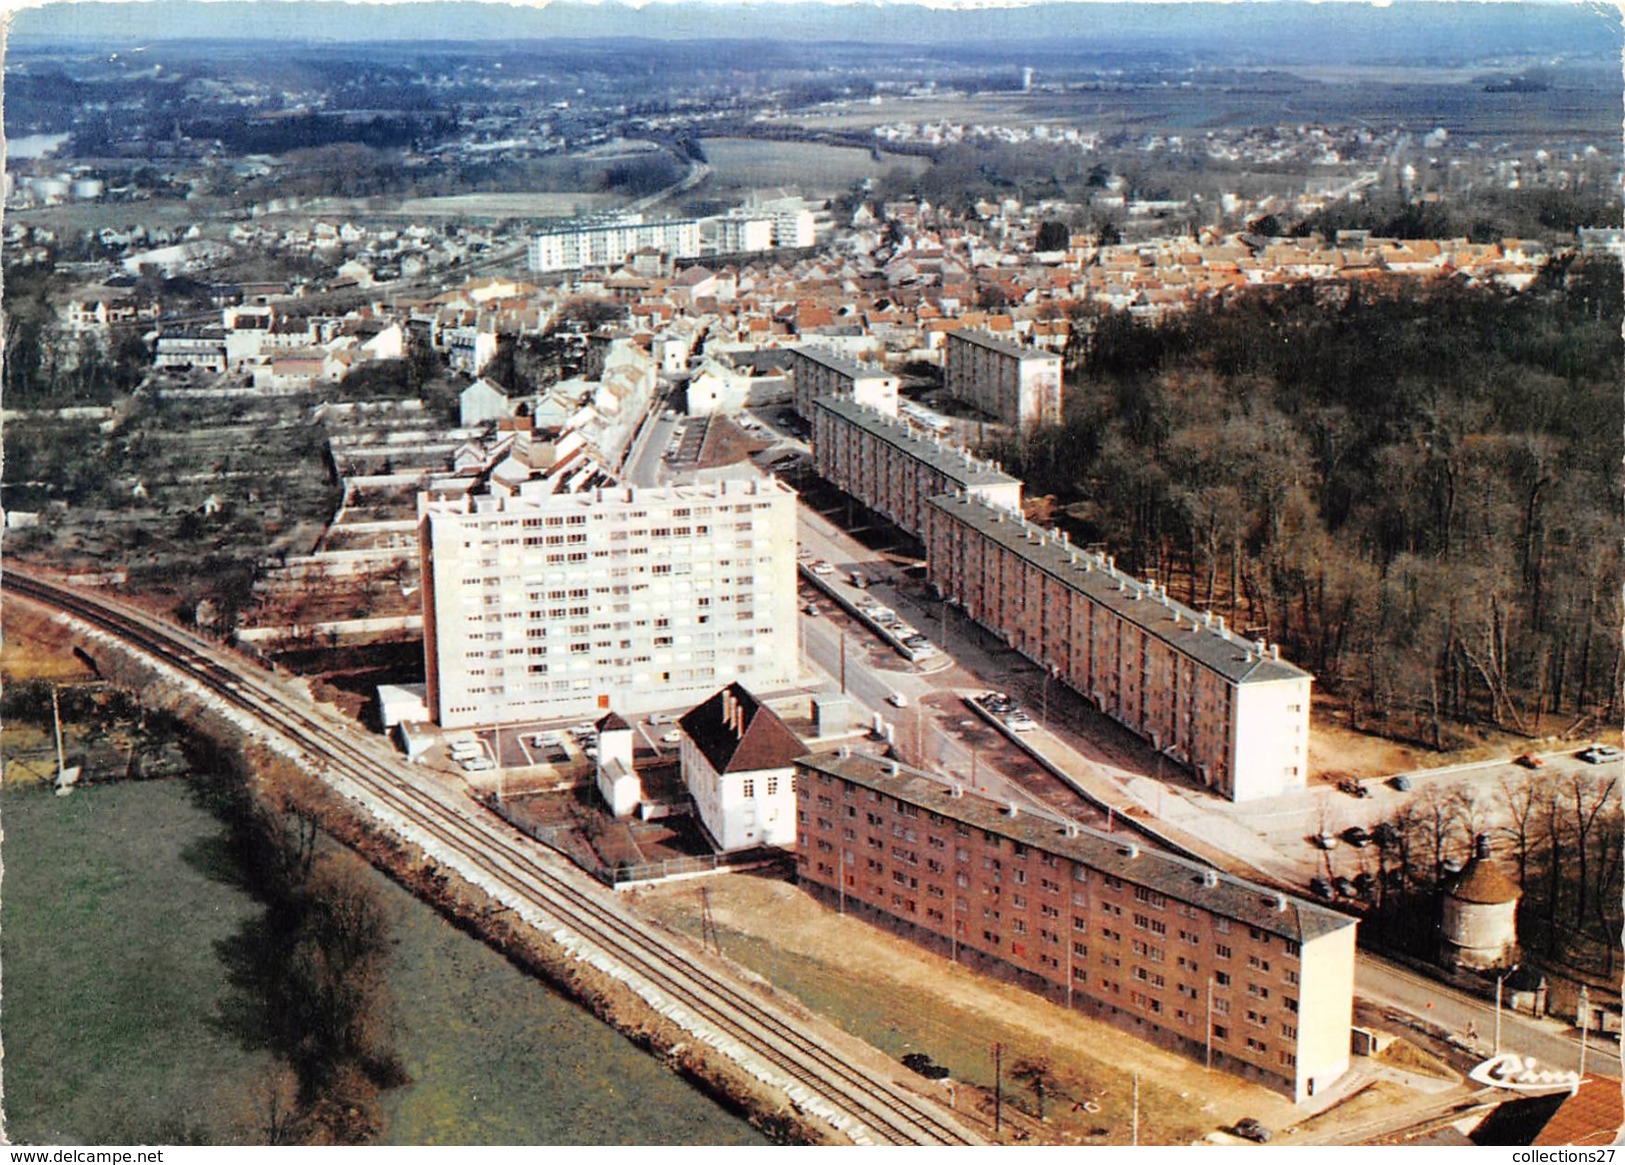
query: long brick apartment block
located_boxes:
[791,345,900,421]
[810,395,1022,539]
[796,752,1355,1102]
[942,328,1063,431]
[924,493,1313,801]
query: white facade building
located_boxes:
[677,683,804,852]
[709,213,775,256]
[594,711,643,817]
[420,475,800,728]
[528,215,703,274]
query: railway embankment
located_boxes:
[84,637,847,1146]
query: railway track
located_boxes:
[6,568,979,1147]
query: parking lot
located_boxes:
[433,709,696,796]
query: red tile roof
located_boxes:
[1532,1076,1623,1146]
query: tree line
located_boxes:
[1353,774,1621,981]
[995,258,1623,748]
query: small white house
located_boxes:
[594,711,642,817]
[684,358,749,416]
[677,684,804,852]
[459,377,511,427]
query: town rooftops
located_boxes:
[680,683,805,776]
[947,327,1060,363]
[813,396,1019,493]
[927,491,1312,687]
[799,751,1354,945]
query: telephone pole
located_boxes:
[992,1042,1003,1135]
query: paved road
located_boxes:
[1357,954,1620,1078]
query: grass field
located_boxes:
[389,192,622,219]
[0,771,764,1146]
[370,854,766,1146]
[0,779,276,1145]
[699,137,928,196]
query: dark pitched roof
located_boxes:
[595,710,631,734]
[679,684,805,776]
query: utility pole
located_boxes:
[51,684,66,783]
[1131,1073,1140,1147]
[993,1042,1003,1135]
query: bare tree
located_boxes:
[1009,1056,1060,1121]
[1496,774,1540,887]
[1567,775,1618,930]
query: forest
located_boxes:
[995,256,1623,749]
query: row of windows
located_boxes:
[799,796,1310,1000]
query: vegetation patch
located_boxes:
[0,779,275,1145]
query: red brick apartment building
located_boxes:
[924,492,1313,802]
[795,752,1356,1102]
[810,395,1022,540]
[942,328,1063,431]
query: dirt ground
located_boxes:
[1,597,100,684]
[630,871,1309,1145]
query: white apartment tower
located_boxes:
[420,476,800,727]
[528,215,703,274]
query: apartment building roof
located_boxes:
[947,327,1060,363]
[814,396,1019,492]
[792,344,895,381]
[927,492,1312,686]
[800,751,1354,944]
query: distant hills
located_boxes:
[7,0,1620,62]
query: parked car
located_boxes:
[810,560,835,576]
[1309,876,1334,900]
[1337,777,1370,798]
[1372,821,1400,847]
[1313,832,1339,850]
[803,602,821,616]
[1389,774,1413,792]
[1352,872,1375,898]
[460,756,495,773]
[1004,715,1038,733]
[887,692,908,708]
[649,712,679,725]
[1333,876,1357,898]
[850,571,868,588]
[1233,1118,1272,1143]
[1342,825,1372,848]
[1578,744,1623,764]
[1513,753,1544,769]
[661,731,684,744]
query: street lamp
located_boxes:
[1494,963,1520,1054]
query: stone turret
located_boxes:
[1440,834,1521,971]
